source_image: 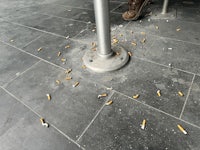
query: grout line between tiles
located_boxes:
[22,34,44,48]
[113,90,200,130]
[76,90,115,142]
[0,86,85,150]
[179,74,196,119]
[2,60,41,88]
[110,2,126,13]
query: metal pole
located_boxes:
[82,0,129,73]
[94,0,113,58]
[161,0,169,14]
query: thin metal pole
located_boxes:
[161,0,169,14]
[94,0,113,58]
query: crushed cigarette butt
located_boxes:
[178,91,184,97]
[112,38,119,44]
[98,93,108,99]
[37,47,42,52]
[141,119,146,130]
[61,58,66,62]
[105,100,113,106]
[131,42,137,46]
[40,118,49,128]
[65,69,72,74]
[82,65,86,69]
[46,94,51,100]
[66,76,72,80]
[56,80,60,84]
[176,28,181,32]
[177,124,187,135]
[116,52,120,56]
[57,51,61,57]
[141,38,146,43]
[73,82,79,87]
[128,52,133,56]
[133,94,140,99]
[65,45,70,48]
[157,90,161,97]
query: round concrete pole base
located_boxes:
[83,46,129,73]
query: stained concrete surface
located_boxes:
[0,0,200,150]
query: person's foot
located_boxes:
[122,0,149,21]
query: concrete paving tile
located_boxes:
[144,37,200,74]
[78,92,200,150]
[0,42,39,86]
[0,88,82,150]
[5,61,112,140]
[126,18,200,44]
[34,16,87,37]
[177,8,200,23]
[0,21,43,48]
[182,75,200,127]
[74,56,193,117]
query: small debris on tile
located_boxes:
[119,24,123,28]
[105,100,113,106]
[119,34,123,37]
[176,28,181,32]
[128,51,133,56]
[37,47,42,52]
[61,58,66,62]
[148,19,151,22]
[141,38,146,43]
[46,94,51,101]
[166,20,169,22]
[65,45,70,49]
[82,65,86,69]
[57,51,61,57]
[73,82,79,87]
[55,80,61,85]
[131,42,137,46]
[168,48,173,50]
[10,39,14,42]
[140,119,146,130]
[92,29,96,32]
[40,118,49,128]
[130,30,134,34]
[177,124,187,135]
[169,63,172,69]
[65,68,72,74]
[115,51,120,56]
[157,90,161,97]
[155,26,159,29]
[141,32,146,35]
[106,87,113,90]
[133,94,140,99]
[66,36,69,39]
[178,91,184,97]
[98,93,108,99]
[66,76,72,80]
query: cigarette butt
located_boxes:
[105,100,113,106]
[131,42,137,46]
[155,26,159,29]
[141,119,146,130]
[10,39,14,42]
[141,32,146,35]
[65,45,70,48]
[42,122,49,128]
[65,76,72,80]
[168,48,173,50]
[55,79,60,83]
[40,118,45,124]
[61,58,66,62]
[82,65,86,69]
[73,82,79,87]
[176,28,181,32]
[116,52,120,56]
[157,90,161,97]
[46,94,51,100]
[65,69,72,74]
[57,51,61,57]
[91,42,96,47]
[178,91,184,97]
[106,87,113,90]
[133,94,140,99]
[112,38,119,44]
[98,93,108,99]
[128,52,133,56]
[37,47,42,52]
[177,124,187,135]
[141,38,146,43]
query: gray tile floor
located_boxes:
[0,0,200,150]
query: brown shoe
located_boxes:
[122,0,149,21]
